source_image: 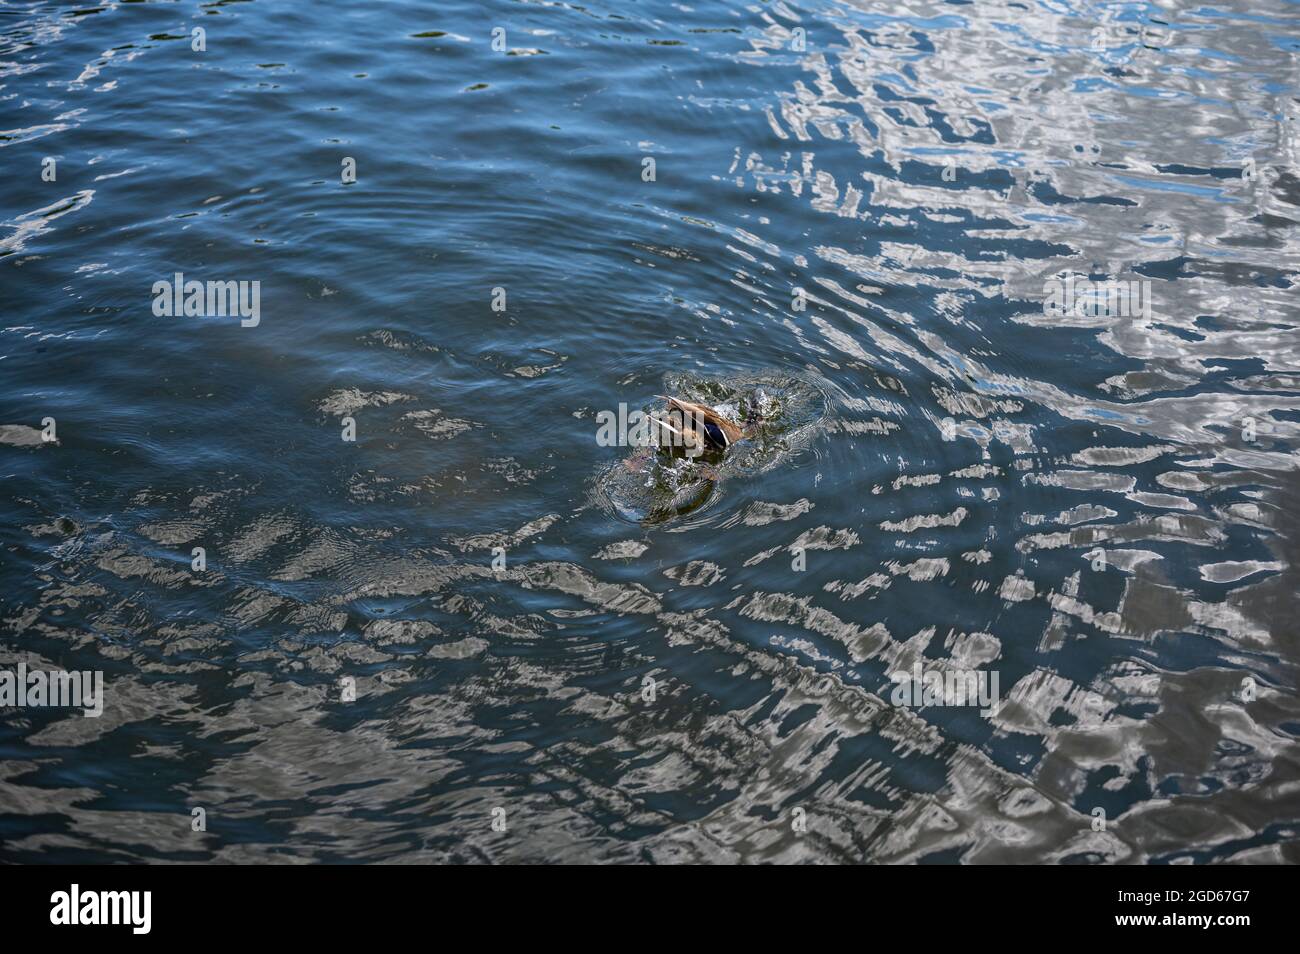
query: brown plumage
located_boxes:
[654,395,744,452]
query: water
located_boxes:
[2,0,1299,864]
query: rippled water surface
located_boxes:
[3,0,1300,863]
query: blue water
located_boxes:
[2,0,1299,863]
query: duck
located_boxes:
[648,395,745,454]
